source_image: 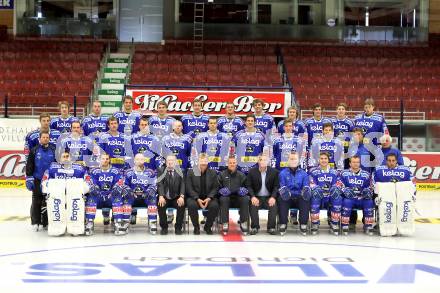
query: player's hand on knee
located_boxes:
[158,196,166,207]
[251,196,259,206]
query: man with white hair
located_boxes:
[380,134,404,165]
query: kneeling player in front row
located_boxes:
[339,155,375,236]
[85,153,128,236]
[374,153,416,237]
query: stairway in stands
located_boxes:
[96,44,132,115]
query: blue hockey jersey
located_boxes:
[193,131,232,171]
[50,116,80,133]
[113,111,142,135]
[89,167,123,197]
[272,134,307,169]
[161,133,192,171]
[354,113,388,145]
[217,116,245,136]
[181,113,209,138]
[81,114,109,137]
[148,115,176,138]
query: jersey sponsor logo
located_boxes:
[348,177,364,185]
[320,144,336,152]
[55,121,72,129]
[119,118,136,126]
[187,121,206,127]
[66,141,89,150]
[98,174,114,183]
[280,142,298,151]
[222,123,238,132]
[151,123,169,131]
[309,124,322,132]
[382,170,406,179]
[131,176,154,186]
[356,121,374,128]
[317,175,334,184]
[165,141,185,148]
[240,137,262,145]
[255,120,269,128]
[107,139,124,146]
[133,138,153,147]
[203,137,224,145]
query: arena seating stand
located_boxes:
[0,37,110,115]
[283,44,440,120]
[130,40,283,88]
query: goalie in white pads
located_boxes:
[41,151,91,236]
[373,153,416,236]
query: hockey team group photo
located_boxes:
[24,96,416,238]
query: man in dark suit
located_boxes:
[186,154,219,235]
[247,154,279,235]
[157,155,186,235]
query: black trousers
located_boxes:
[278,196,310,225]
[158,197,185,230]
[250,196,278,229]
[31,179,47,225]
[219,194,250,224]
[187,197,219,229]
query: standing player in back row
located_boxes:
[277,105,307,139]
[114,96,142,135]
[181,98,209,139]
[50,101,80,134]
[148,101,176,138]
[24,113,61,160]
[331,103,354,168]
[82,101,109,139]
[217,102,245,136]
[354,98,388,146]
[304,103,332,148]
[253,99,276,142]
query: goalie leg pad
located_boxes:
[376,182,397,237]
[396,181,415,236]
[47,179,67,236]
[66,179,85,235]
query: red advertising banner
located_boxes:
[126,89,291,117]
[402,152,440,191]
[0,150,25,188]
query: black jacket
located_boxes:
[186,168,219,200]
[157,166,185,199]
[246,166,279,198]
[218,168,246,194]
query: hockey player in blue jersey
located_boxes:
[193,117,232,173]
[81,101,109,139]
[380,134,404,165]
[148,100,176,138]
[49,101,80,133]
[331,103,354,168]
[217,102,245,136]
[347,127,382,174]
[272,119,307,170]
[354,98,389,146]
[309,123,344,171]
[113,96,142,135]
[41,151,90,184]
[85,153,126,236]
[24,113,61,159]
[123,153,158,235]
[181,98,209,138]
[97,116,129,170]
[277,105,307,138]
[307,152,343,235]
[128,117,163,225]
[373,153,413,184]
[253,98,276,142]
[129,117,163,171]
[304,103,332,148]
[340,155,375,235]
[232,114,267,174]
[162,120,192,172]
[59,121,95,167]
